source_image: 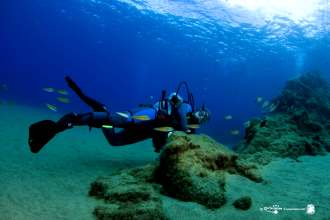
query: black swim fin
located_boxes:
[65,76,107,112]
[28,120,58,153]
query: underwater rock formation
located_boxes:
[236,72,330,164]
[232,196,252,210]
[154,132,262,209]
[89,132,262,218]
[89,164,168,220]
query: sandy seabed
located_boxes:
[0,105,329,220]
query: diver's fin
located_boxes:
[65,76,82,96]
[65,76,107,112]
[28,120,58,153]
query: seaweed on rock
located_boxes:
[89,133,263,219]
[236,72,330,164]
[154,132,262,209]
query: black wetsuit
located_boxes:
[58,77,193,150]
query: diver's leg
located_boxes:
[29,113,93,153]
[65,76,107,112]
[56,110,154,147]
[101,107,157,146]
[56,112,106,131]
[28,111,131,153]
[102,126,152,146]
[56,111,131,131]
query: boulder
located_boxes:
[89,132,263,216]
[236,72,330,164]
[154,132,262,209]
[89,164,168,220]
[232,196,252,210]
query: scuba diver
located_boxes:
[28,76,210,153]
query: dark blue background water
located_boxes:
[1,0,329,145]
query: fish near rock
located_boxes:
[230,129,240,136]
[236,72,330,165]
[256,96,263,103]
[57,89,69,95]
[42,87,55,93]
[56,97,70,104]
[224,115,233,120]
[46,103,57,112]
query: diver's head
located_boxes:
[169,92,183,108]
[193,107,211,124]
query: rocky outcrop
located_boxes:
[236,72,330,164]
[154,132,262,209]
[89,164,168,220]
[89,132,262,218]
[232,196,252,210]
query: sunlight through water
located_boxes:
[221,0,324,23]
[82,0,330,66]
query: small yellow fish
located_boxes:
[262,101,270,108]
[256,96,263,103]
[154,127,174,132]
[57,89,69,95]
[116,112,129,118]
[244,121,251,128]
[42,87,55,93]
[230,129,240,136]
[46,103,57,112]
[132,115,151,121]
[56,97,70,104]
[268,103,278,112]
[187,124,200,129]
[224,115,233,120]
[102,125,113,129]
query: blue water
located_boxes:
[1,0,330,145]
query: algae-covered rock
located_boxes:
[154,132,262,209]
[274,72,330,120]
[232,196,252,210]
[236,72,330,164]
[89,133,263,216]
[89,164,168,220]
